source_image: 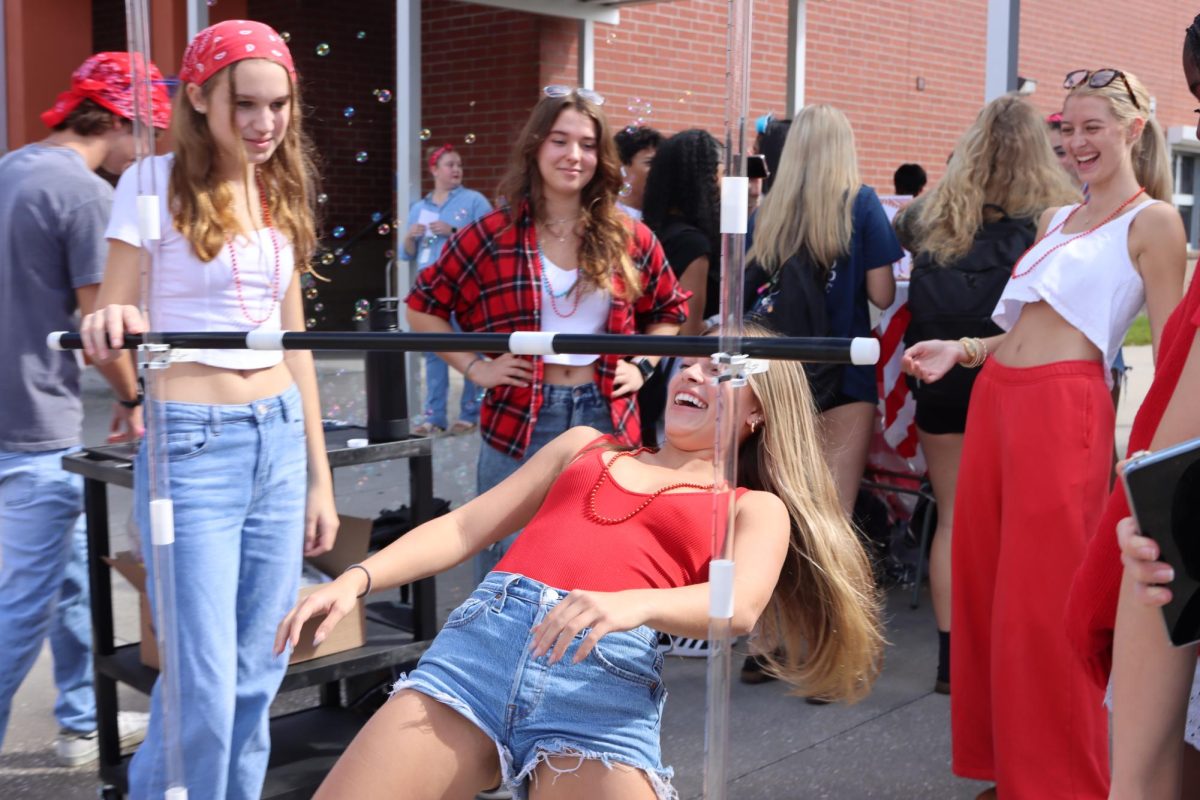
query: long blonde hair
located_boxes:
[747,105,860,274]
[1064,70,1172,202]
[169,60,319,266]
[739,321,884,701]
[497,92,640,301]
[915,95,1080,263]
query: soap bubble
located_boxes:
[384,248,395,259]
[314,302,325,312]
[468,100,476,108]
[306,317,316,328]
[677,90,693,103]
[626,97,642,114]
[304,287,319,300]
[377,223,391,236]
[300,272,315,289]
[605,30,617,44]
[463,132,476,144]
[620,182,633,197]
[371,211,384,223]
[315,43,330,57]
[316,193,328,205]
[355,151,369,163]
[332,226,346,238]
[280,31,291,43]
[377,89,393,104]
[343,106,355,119]
[356,31,366,40]
[353,299,371,319]
[340,253,352,265]
[418,128,431,141]
[206,0,217,6]
[453,208,469,224]
[320,252,335,267]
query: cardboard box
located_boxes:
[106,515,372,669]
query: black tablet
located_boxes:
[1122,435,1200,648]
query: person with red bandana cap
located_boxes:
[80,20,336,799]
[0,51,169,767]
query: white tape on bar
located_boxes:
[137,195,161,243]
[46,331,65,351]
[719,177,749,234]
[509,331,558,355]
[165,787,189,800]
[246,330,286,350]
[150,498,175,546]
[850,336,881,366]
[708,559,735,619]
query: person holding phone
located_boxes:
[1065,17,1200,796]
[904,69,1185,799]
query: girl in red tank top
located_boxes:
[275,324,884,799]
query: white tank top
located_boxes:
[537,246,610,367]
[992,199,1159,382]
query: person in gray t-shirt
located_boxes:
[0,51,169,766]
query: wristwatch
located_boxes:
[629,356,655,381]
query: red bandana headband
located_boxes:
[429,144,455,169]
[179,20,296,87]
[41,52,172,130]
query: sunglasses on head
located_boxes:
[1063,69,1142,111]
[543,85,605,107]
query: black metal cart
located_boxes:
[65,426,439,799]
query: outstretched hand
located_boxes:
[529,589,646,665]
[274,571,363,656]
[901,339,963,384]
[1116,516,1175,607]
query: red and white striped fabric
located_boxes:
[874,285,921,464]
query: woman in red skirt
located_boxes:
[903,73,1187,799]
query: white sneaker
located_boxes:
[477,785,514,799]
[55,710,150,768]
[664,636,709,657]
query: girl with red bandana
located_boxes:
[80,20,336,799]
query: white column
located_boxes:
[578,18,595,88]
[786,0,806,114]
[985,0,1020,101]
[186,0,209,39]
[396,0,423,412]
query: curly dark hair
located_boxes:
[1187,13,1200,70]
[641,128,721,246]
[614,125,662,165]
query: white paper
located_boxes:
[416,208,439,228]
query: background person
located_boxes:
[80,21,338,798]
[0,50,167,767]
[614,124,661,221]
[407,88,687,585]
[903,94,1079,695]
[401,144,492,436]
[893,162,927,198]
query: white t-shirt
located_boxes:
[538,247,609,366]
[106,154,295,369]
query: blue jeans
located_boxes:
[0,447,95,746]
[395,572,673,800]
[128,387,306,800]
[422,317,480,430]
[473,383,611,583]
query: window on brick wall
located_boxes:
[1173,150,1200,249]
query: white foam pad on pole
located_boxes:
[246,330,286,350]
[150,498,175,546]
[46,331,66,351]
[708,559,735,619]
[509,331,558,355]
[850,337,880,365]
[719,177,749,234]
[165,788,188,800]
[137,195,161,243]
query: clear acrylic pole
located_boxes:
[703,0,753,797]
[126,0,188,796]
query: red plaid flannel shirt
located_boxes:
[406,202,689,458]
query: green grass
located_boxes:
[1124,315,1151,347]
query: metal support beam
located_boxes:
[985,0,1020,101]
[186,0,208,40]
[396,0,423,415]
[578,18,595,88]
[786,0,805,114]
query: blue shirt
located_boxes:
[402,185,492,270]
[829,185,903,402]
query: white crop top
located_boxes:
[992,199,1158,384]
[537,246,610,367]
[105,154,295,370]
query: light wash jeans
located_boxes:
[421,316,480,430]
[127,387,306,800]
[0,447,95,747]
[473,383,612,584]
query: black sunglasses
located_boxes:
[1063,69,1142,111]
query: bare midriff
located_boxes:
[543,361,598,386]
[153,361,294,404]
[993,300,1104,367]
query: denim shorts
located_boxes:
[393,572,675,799]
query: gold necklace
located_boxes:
[539,216,581,244]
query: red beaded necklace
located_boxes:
[226,171,282,325]
[585,447,715,526]
[538,243,582,318]
[1011,187,1146,279]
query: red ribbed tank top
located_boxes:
[495,441,749,592]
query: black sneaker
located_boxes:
[740,654,777,684]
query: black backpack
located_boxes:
[904,207,1036,405]
[744,250,841,409]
